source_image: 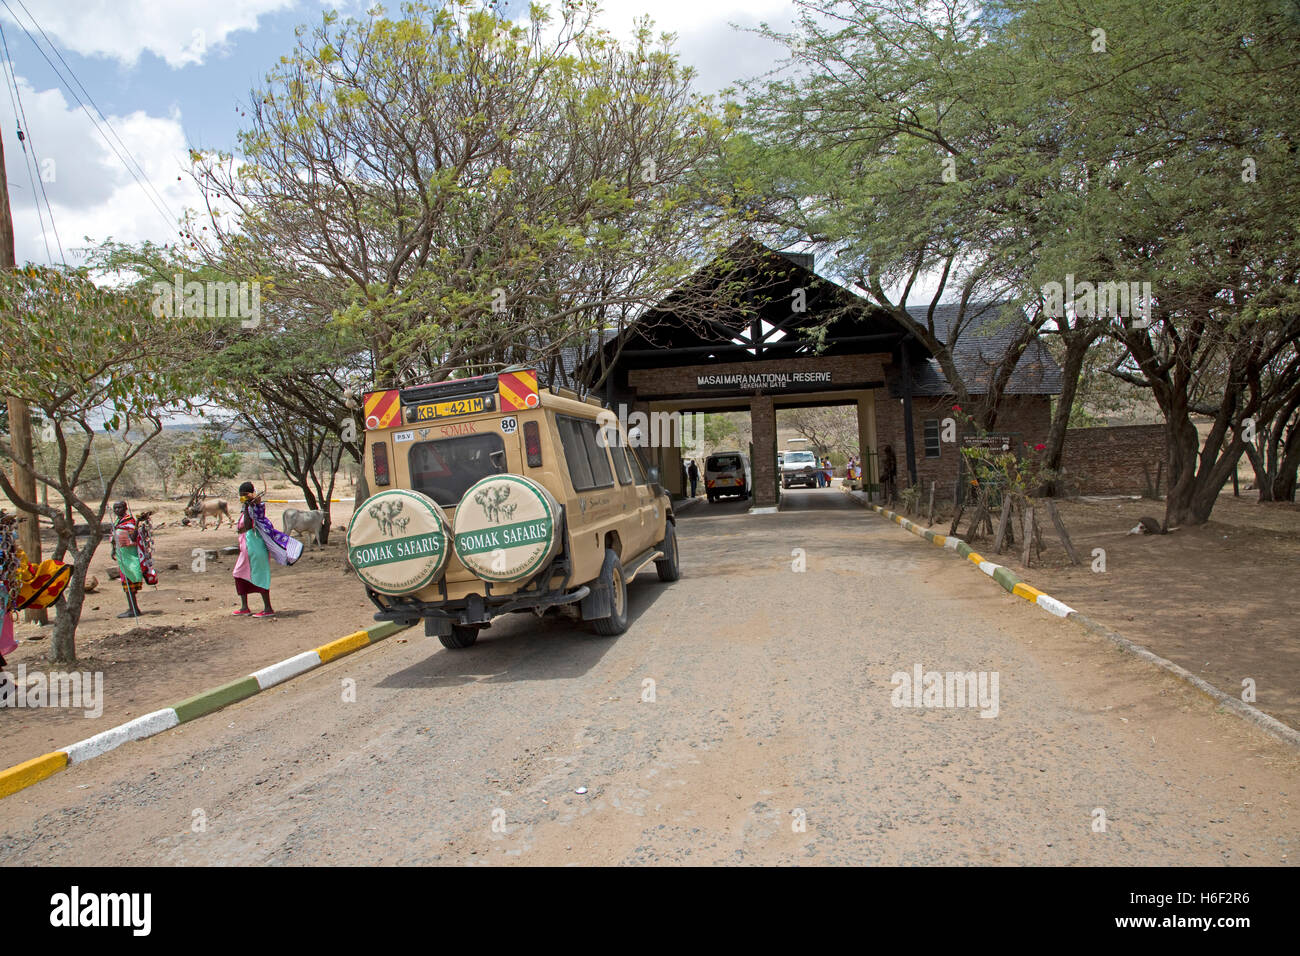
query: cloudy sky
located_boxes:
[0,0,796,267]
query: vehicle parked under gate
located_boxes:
[781,450,820,489]
[704,452,751,503]
[347,368,680,649]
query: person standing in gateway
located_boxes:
[687,458,700,497]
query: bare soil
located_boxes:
[1,493,374,768]
[935,491,1300,731]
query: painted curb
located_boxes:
[0,619,411,801]
[841,487,1300,752]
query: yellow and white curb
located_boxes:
[842,487,1300,751]
[0,620,411,800]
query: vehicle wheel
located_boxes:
[592,548,629,636]
[655,521,680,582]
[707,493,716,503]
[782,480,790,489]
[439,624,480,650]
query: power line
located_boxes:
[0,19,57,262]
[0,0,181,238]
[13,0,181,230]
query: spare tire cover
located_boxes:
[346,489,451,596]
[453,474,561,583]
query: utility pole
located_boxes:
[0,127,48,625]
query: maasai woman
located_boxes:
[110,501,145,618]
[232,481,302,617]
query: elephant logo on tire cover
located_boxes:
[474,485,518,523]
[368,498,409,537]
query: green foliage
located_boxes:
[700,413,737,447]
[191,1,737,388]
[741,0,1300,523]
[172,432,241,508]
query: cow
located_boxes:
[186,498,232,530]
[282,508,327,548]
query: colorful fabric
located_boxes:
[1,612,15,657]
[115,545,144,585]
[112,509,145,585]
[15,558,72,609]
[234,513,272,591]
[247,500,302,567]
[234,576,270,598]
[137,515,158,586]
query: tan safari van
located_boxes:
[347,367,679,648]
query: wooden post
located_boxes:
[1021,503,1035,567]
[1044,499,1081,565]
[993,495,1013,554]
[1,129,46,625]
[927,481,936,527]
[968,489,990,543]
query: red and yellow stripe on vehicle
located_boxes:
[363,389,401,431]
[498,369,540,411]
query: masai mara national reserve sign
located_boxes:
[346,489,451,596]
[696,371,832,391]
[453,474,561,583]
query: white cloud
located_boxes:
[4,0,296,68]
[0,69,201,265]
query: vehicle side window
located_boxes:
[557,415,615,492]
[628,444,652,485]
[557,416,595,490]
[608,429,633,485]
[579,419,615,488]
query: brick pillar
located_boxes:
[857,392,877,495]
[750,395,777,508]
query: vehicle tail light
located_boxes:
[372,440,390,486]
[524,420,542,468]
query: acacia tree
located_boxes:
[735,0,1052,429]
[172,430,241,510]
[189,1,735,391]
[0,267,212,662]
[740,0,1300,523]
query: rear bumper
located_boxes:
[369,584,590,634]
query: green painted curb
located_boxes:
[992,567,1020,593]
[954,541,973,558]
[173,676,262,724]
[366,621,405,642]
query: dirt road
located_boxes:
[1,489,1295,865]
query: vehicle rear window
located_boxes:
[708,455,742,471]
[557,415,615,492]
[785,452,815,464]
[408,434,506,506]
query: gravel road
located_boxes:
[1,488,1295,865]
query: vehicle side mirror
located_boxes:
[648,467,660,483]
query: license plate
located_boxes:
[413,396,487,422]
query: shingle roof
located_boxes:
[897,301,1062,397]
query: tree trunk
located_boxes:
[48,531,98,664]
[342,468,370,572]
[1041,337,1091,497]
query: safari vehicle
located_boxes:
[347,367,679,649]
[704,451,751,503]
